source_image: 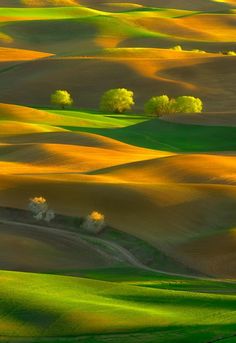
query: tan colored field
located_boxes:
[0,47,53,61]
[80,0,233,11]
[0,222,114,272]
[161,112,236,126]
[0,121,66,134]
[0,140,169,174]
[0,104,236,278]
[178,227,236,278]
[0,53,235,111]
[131,14,236,41]
[1,173,236,278]
[0,0,235,111]
[92,154,236,185]
[0,105,172,173]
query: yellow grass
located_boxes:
[0,32,13,43]
[177,14,236,42]
[0,121,66,134]
[129,14,236,42]
[0,141,172,174]
[93,154,236,185]
[0,47,53,61]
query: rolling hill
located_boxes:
[0,54,235,111]
[0,221,115,273]
[0,1,235,110]
[0,1,236,342]
[0,269,236,342]
[0,104,236,278]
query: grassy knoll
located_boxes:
[79,267,236,293]
[0,269,236,342]
[88,119,236,152]
[3,105,235,152]
[0,6,194,21]
[0,7,228,56]
[0,104,146,129]
[0,6,105,20]
[48,109,236,152]
[0,6,233,50]
[47,109,147,128]
[0,14,166,52]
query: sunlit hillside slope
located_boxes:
[0,1,235,110]
[0,269,236,342]
[0,104,236,278]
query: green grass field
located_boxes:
[1,269,236,343]
[80,119,236,152]
[0,6,195,20]
[2,105,235,152]
[47,109,236,152]
[0,6,105,19]
[47,108,147,128]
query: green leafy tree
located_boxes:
[172,45,183,51]
[145,95,171,116]
[100,88,134,113]
[192,49,206,54]
[227,51,236,56]
[174,96,203,113]
[51,90,73,109]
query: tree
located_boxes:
[191,49,206,54]
[45,209,55,223]
[145,95,203,116]
[172,45,183,51]
[28,196,55,223]
[227,51,236,56]
[51,90,73,109]
[144,95,171,116]
[174,96,203,113]
[100,88,134,113]
[82,211,105,234]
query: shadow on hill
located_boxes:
[1,18,98,54]
[108,291,236,310]
[60,119,236,152]
[0,298,58,332]
[161,57,236,112]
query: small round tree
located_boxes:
[172,45,183,51]
[100,88,134,114]
[51,90,73,109]
[174,96,203,113]
[227,51,236,56]
[82,211,105,234]
[144,95,171,116]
